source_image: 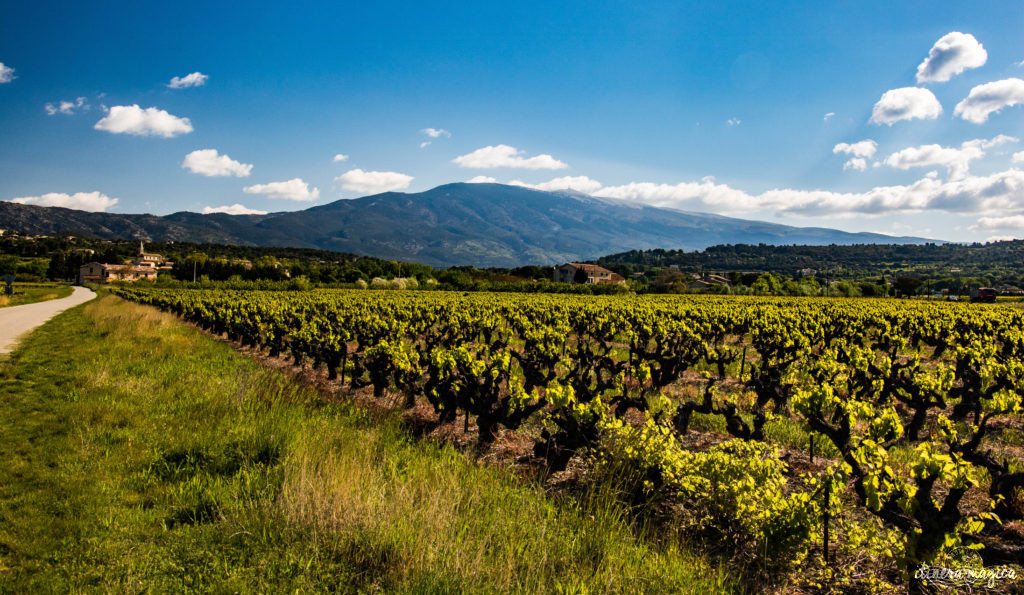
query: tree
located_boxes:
[47,251,68,280]
[893,276,923,297]
[573,268,589,284]
[751,273,782,295]
[651,270,687,293]
[0,254,17,275]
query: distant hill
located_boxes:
[0,183,937,268]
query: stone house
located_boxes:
[78,262,158,283]
[77,242,165,284]
[553,263,626,284]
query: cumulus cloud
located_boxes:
[884,144,981,180]
[843,158,868,171]
[591,168,1024,218]
[334,169,413,194]
[870,87,942,125]
[962,134,1019,150]
[954,78,1024,123]
[0,62,14,83]
[916,32,987,83]
[202,204,267,215]
[593,179,759,213]
[466,176,497,183]
[181,149,252,177]
[1013,151,1024,164]
[882,135,1017,180]
[7,191,118,212]
[167,72,208,89]
[509,176,604,193]
[94,104,193,137]
[833,140,878,158]
[243,178,319,201]
[453,164,1024,221]
[45,97,88,115]
[333,154,349,162]
[834,141,877,172]
[969,215,1024,232]
[421,128,450,138]
[453,144,568,170]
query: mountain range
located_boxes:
[0,183,936,268]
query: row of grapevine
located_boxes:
[114,287,1024,587]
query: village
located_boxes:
[77,242,172,284]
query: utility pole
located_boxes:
[193,260,197,283]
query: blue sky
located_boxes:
[2,0,1023,242]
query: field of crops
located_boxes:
[114,287,1024,590]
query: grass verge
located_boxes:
[0,294,737,593]
[0,283,73,308]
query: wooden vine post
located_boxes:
[823,477,831,566]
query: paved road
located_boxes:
[0,286,96,354]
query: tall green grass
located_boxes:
[0,295,737,593]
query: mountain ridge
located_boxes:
[0,183,939,268]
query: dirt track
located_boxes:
[0,286,95,354]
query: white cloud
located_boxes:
[823,112,835,121]
[94,104,193,137]
[916,32,987,83]
[833,143,876,172]
[961,134,1019,150]
[45,97,88,115]
[509,176,604,193]
[334,169,413,194]
[445,145,1023,221]
[419,141,431,148]
[833,139,878,158]
[243,178,319,201]
[843,158,868,171]
[592,168,1024,218]
[421,128,450,138]
[883,135,1018,180]
[453,144,568,170]
[202,204,267,215]
[167,72,208,89]
[0,62,14,83]
[594,179,759,213]
[7,191,118,212]
[333,154,349,162]
[954,78,1024,124]
[447,165,1024,223]
[181,149,252,177]
[884,145,980,180]
[466,176,497,183]
[1013,151,1024,164]
[969,215,1024,232]
[923,169,1024,215]
[727,118,741,126]
[869,87,942,125]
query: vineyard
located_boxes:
[114,287,1024,591]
